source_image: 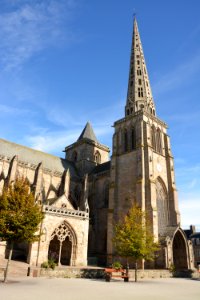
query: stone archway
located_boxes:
[48,221,77,266]
[173,230,188,270]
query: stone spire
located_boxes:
[125,18,156,117]
[78,122,98,143]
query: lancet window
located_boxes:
[124,129,128,152]
[131,127,136,150]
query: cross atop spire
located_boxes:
[125,18,156,117]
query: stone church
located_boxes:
[0,19,194,270]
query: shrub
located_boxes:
[112,261,122,270]
[48,259,57,270]
[41,261,49,269]
[41,259,57,270]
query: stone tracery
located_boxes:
[48,221,77,266]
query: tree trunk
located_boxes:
[135,261,138,282]
[4,241,14,283]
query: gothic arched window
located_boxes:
[131,127,136,150]
[156,178,169,235]
[103,182,109,208]
[156,128,162,154]
[151,125,156,151]
[94,151,101,164]
[72,151,78,162]
[124,129,128,152]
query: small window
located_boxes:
[130,81,133,86]
[138,87,141,97]
[94,151,101,164]
[138,79,142,85]
[127,109,130,115]
[131,67,133,75]
[72,151,78,162]
[138,87,143,98]
[137,60,140,65]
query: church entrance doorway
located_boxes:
[48,236,59,264]
[173,230,188,270]
[61,237,72,265]
[48,221,76,266]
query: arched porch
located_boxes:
[172,229,189,270]
[48,221,77,266]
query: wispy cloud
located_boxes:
[153,52,200,96]
[22,99,122,154]
[25,122,113,155]
[46,99,123,129]
[0,0,78,71]
[25,129,80,154]
[0,103,30,115]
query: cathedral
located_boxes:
[0,19,194,270]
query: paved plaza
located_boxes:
[0,277,199,300]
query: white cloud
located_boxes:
[25,120,113,155]
[25,129,79,154]
[0,0,78,71]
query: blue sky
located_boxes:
[0,0,200,230]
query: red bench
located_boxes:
[104,268,129,282]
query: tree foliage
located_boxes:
[0,177,43,243]
[0,177,44,282]
[113,205,160,278]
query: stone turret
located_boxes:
[64,122,110,176]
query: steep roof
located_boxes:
[0,138,78,176]
[77,122,98,143]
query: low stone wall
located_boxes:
[129,269,172,279]
[28,267,105,278]
[173,269,200,279]
[28,267,172,279]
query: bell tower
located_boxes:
[107,18,181,267]
[64,122,109,176]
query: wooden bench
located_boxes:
[104,268,129,282]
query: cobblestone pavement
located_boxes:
[0,277,200,300]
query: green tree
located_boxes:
[113,205,160,282]
[0,177,44,282]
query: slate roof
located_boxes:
[0,138,78,176]
[91,161,111,174]
[78,122,98,143]
[190,232,200,239]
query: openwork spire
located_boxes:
[125,18,156,117]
